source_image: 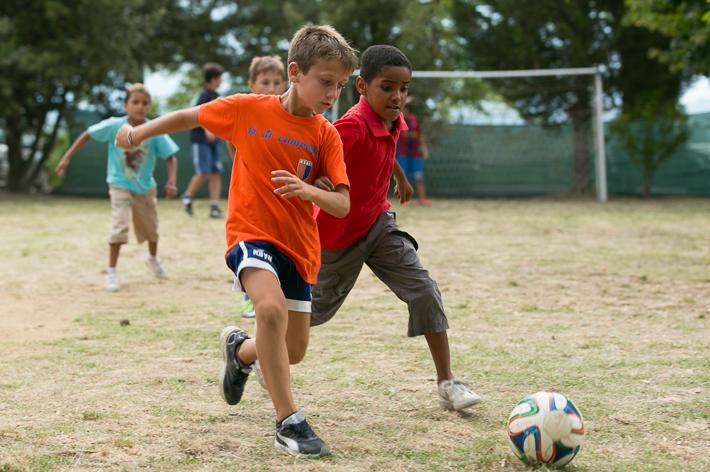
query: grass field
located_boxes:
[0,195,709,471]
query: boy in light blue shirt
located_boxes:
[56,83,178,292]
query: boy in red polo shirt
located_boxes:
[115,25,358,457]
[312,45,482,411]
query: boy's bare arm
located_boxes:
[392,160,413,204]
[164,156,178,198]
[55,131,91,176]
[271,170,350,218]
[115,108,200,148]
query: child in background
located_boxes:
[55,83,178,292]
[114,25,357,457]
[182,63,225,218]
[311,45,481,411]
[239,55,288,319]
[397,96,431,206]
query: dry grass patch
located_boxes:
[0,195,708,471]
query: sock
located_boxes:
[210,200,219,207]
[107,267,117,274]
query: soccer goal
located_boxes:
[333,67,607,202]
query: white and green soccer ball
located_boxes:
[506,391,585,468]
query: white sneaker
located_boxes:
[438,379,482,411]
[105,270,119,292]
[144,256,168,279]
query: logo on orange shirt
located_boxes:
[297,159,313,181]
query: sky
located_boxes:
[146,71,710,116]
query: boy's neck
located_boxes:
[206,84,218,92]
[127,117,146,127]
[280,88,315,118]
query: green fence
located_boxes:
[54,112,710,198]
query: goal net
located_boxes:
[332,68,607,201]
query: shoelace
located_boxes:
[285,419,315,440]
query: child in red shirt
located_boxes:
[115,25,358,457]
[313,45,482,411]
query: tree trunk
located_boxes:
[571,114,592,195]
[5,118,30,193]
[26,102,65,189]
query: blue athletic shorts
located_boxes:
[226,241,312,312]
[396,155,424,183]
[192,142,223,175]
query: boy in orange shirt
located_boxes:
[115,25,358,457]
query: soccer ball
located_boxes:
[506,391,585,468]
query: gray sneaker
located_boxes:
[438,379,482,411]
[275,410,330,457]
[219,326,252,405]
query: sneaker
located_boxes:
[241,298,255,318]
[105,270,119,292]
[438,379,482,411]
[209,205,223,218]
[182,195,193,216]
[219,326,252,405]
[275,410,330,457]
[144,256,168,279]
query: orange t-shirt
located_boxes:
[198,94,349,283]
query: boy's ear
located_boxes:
[355,76,367,95]
[287,62,301,83]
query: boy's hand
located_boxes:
[272,170,314,201]
[164,181,178,198]
[394,175,414,204]
[314,176,334,192]
[205,130,216,142]
[55,156,70,176]
[115,124,135,148]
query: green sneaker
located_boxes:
[241,298,255,318]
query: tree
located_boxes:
[0,0,243,192]
[625,0,710,75]
[611,23,690,195]
[450,0,624,195]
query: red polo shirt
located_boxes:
[317,96,408,250]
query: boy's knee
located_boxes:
[255,301,286,328]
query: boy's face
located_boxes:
[249,70,286,95]
[207,75,223,91]
[357,65,411,124]
[289,59,350,115]
[124,92,150,123]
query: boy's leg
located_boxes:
[132,190,167,279]
[109,243,121,268]
[365,212,481,409]
[107,186,131,291]
[239,268,297,421]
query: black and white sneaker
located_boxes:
[219,326,252,405]
[275,410,330,457]
[182,195,193,216]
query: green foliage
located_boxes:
[611,100,689,196]
[625,0,710,75]
[163,68,203,113]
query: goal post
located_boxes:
[333,67,607,202]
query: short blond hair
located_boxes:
[288,25,358,75]
[125,83,151,103]
[248,55,285,82]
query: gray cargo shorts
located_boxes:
[311,210,448,337]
